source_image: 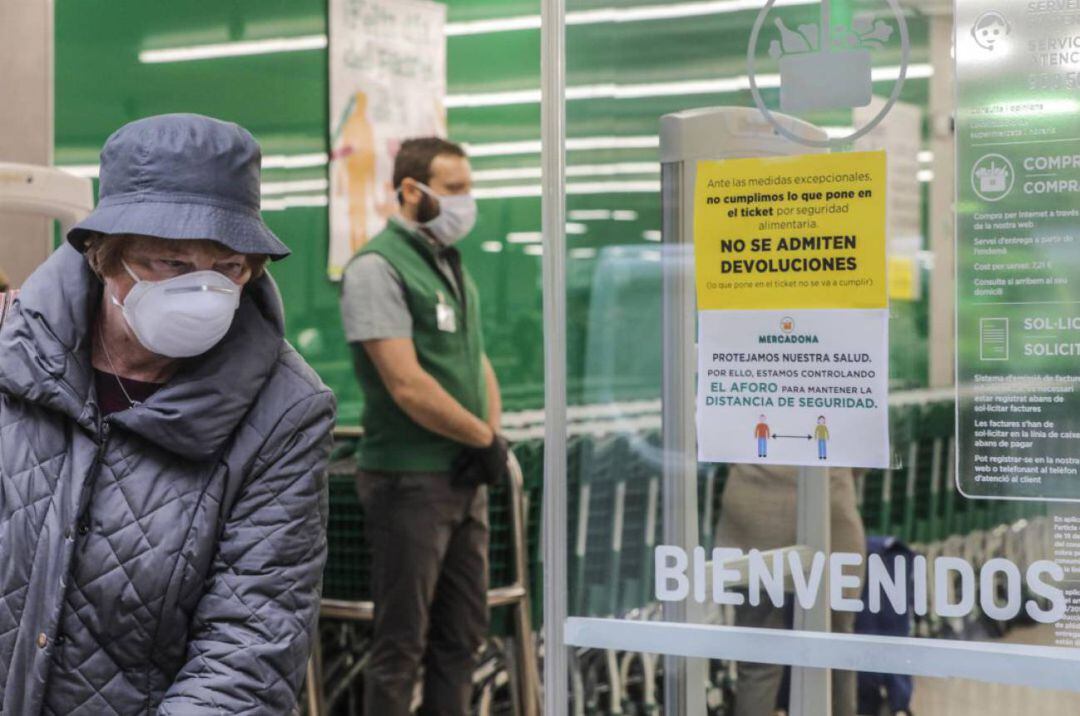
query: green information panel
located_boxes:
[956,0,1080,500]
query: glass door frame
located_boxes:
[539,1,1080,715]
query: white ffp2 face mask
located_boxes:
[416,182,477,246]
[112,260,241,358]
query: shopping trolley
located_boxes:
[304,432,540,716]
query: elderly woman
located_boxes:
[0,114,336,714]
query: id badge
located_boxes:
[436,295,457,333]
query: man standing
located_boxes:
[340,137,506,715]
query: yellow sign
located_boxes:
[693,151,887,311]
[888,255,919,301]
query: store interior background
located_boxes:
[52,0,939,423]
[24,0,1080,712]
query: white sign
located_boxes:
[327,0,447,279]
[696,309,891,468]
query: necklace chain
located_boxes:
[97,319,141,408]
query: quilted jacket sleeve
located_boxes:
[157,389,336,714]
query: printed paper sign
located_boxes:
[694,152,887,311]
[697,309,889,468]
[694,151,890,469]
[327,0,447,279]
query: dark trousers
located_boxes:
[356,470,489,716]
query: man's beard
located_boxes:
[416,191,440,224]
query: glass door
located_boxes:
[540,0,1080,713]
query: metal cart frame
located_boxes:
[305,445,541,716]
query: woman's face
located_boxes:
[109,236,254,304]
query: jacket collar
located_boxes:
[385,218,464,301]
[389,215,460,261]
[0,244,284,461]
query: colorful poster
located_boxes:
[955,0,1080,501]
[694,151,890,468]
[327,0,447,279]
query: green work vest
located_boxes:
[351,221,488,472]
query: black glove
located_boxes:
[452,434,510,488]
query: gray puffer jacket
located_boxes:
[0,246,336,714]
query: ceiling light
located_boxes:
[475,186,543,199]
[607,0,817,21]
[139,35,327,64]
[524,245,544,256]
[643,230,662,241]
[568,136,659,151]
[262,179,329,196]
[568,210,613,220]
[59,152,330,178]
[917,169,934,183]
[613,210,639,221]
[446,65,931,108]
[464,135,658,158]
[446,16,542,36]
[140,0,832,65]
[569,162,660,177]
[261,194,329,211]
[445,0,817,36]
[917,150,934,163]
[566,222,588,234]
[464,140,543,157]
[472,167,543,182]
[481,241,504,252]
[571,248,598,259]
[568,180,661,194]
[608,76,772,99]
[475,180,663,199]
[474,162,659,183]
[28,178,333,204]
[507,231,543,243]
[446,89,542,109]
[263,153,328,169]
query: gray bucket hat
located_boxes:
[67,113,290,259]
